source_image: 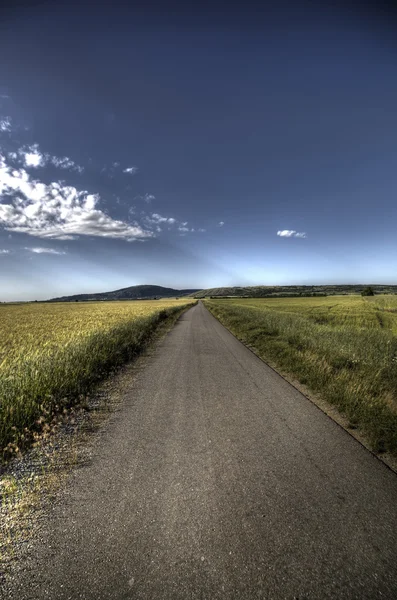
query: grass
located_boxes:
[192,284,397,298]
[204,295,397,456]
[0,299,195,460]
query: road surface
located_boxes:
[4,301,397,599]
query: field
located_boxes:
[205,295,397,456]
[0,299,195,459]
[192,284,397,298]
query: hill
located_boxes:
[48,285,199,302]
[190,284,397,298]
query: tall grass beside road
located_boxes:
[205,296,397,456]
[0,299,195,460]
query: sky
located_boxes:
[0,0,397,300]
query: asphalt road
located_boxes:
[5,301,397,599]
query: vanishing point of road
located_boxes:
[5,302,397,599]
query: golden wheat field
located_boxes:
[209,294,397,332]
[0,299,194,457]
[0,299,194,363]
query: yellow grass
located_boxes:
[0,299,194,458]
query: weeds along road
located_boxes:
[5,301,397,599]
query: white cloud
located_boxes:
[24,148,45,168]
[0,117,12,132]
[218,221,225,227]
[177,225,197,233]
[0,248,10,254]
[11,144,84,173]
[277,230,295,237]
[149,213,176,225]
[25,247,66,255]
[123,166,138,175]
[49,155,84,174]
[143,215,200,235]
[103,163,138,177]
[277,230,307,238]
[0,153,153,242]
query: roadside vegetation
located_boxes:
[205,295,397,456]
[192,284,397,298]
[0,299,195,460]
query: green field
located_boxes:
[0,299,195,459]
[205,295,397,456]
[192,284,397,298]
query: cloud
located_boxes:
[277,230,307,238]
[134,193,155,204]
[0,153,154,242]
[101,162,120,177]
[25,247,66,255]
[9,144,84,173]
[102,163,138,177]
[0,248,10,254]
[144,215,201,235]
[0,117,12,132]
[49,155,84,174]
[148,213,176,225]
[142,212,201,234]
[218,221,225,227]
[178,224,199,233]
[24,147,45,168]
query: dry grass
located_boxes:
[0,299,195,459]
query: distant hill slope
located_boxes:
[48,285,200,302]
[191,284,397,298]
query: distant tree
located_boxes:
[361,287,375,296]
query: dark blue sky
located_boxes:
[1,1,397,300]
